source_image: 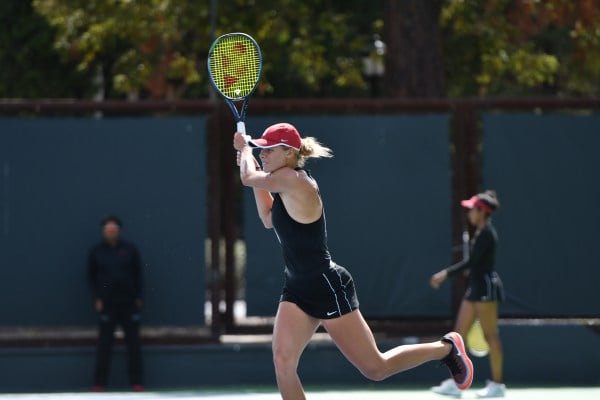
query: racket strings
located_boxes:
[209,36,261,99]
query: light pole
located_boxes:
[362,34,386,97]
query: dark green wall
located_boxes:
[1,112,598,328]
[482,113,600,316]
[244,112,600,318]
[0,118,206,326]
[243,115,453,317]
[1,113,599,392]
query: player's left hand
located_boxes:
[233,132,251,151]
[430,270,448,289]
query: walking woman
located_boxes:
[430,191,505,398]
[234,122,473,400]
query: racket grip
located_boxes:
[237,121,246,134]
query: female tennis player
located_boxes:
[430,191,505,398]
[233,122,473,400]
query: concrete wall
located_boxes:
[0,324,597,392]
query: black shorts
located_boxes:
[280,262,359,319]
[465,272,505,302]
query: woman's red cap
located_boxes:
[249,123,302,151]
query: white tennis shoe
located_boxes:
[431,378,462,397]
[476,380,506,398]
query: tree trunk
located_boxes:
[383,0,446,98]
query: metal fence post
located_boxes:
[450,100,482,317]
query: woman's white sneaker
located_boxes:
[476,380,506,398]
[431,378,462,397]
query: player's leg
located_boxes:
[454,299,477,336]
[94,309,116,389]
[475,301,503,382]
[431,298,477,396]
[272,301,320,400]
[474,301,505,397]
[321,309,451,381]
[120,306,143,388]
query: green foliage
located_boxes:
[30,0,379,99]
[441,0,558,96]
[3,0,598,99]
[0,0,90,98]
[561,18,600,95]
[249,1,375,97]
[32,0,207,98]
[441,0,600,96]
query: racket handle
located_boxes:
[237,121,246,134]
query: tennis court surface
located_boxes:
[0,386,598,400]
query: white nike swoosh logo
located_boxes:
[326,311,337,316]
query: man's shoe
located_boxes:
[431,378,462,397]
[476,380,506,398]
[440,332,474,391]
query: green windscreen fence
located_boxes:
[0,118,206,326]
[482,113,600,317]
[243,115,453,318]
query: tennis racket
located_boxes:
[207,32,263,134]
[466,319,490,357]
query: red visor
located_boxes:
[461,196,494,213]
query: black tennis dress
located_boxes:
[446,223,505,302]
[271,170,359,319]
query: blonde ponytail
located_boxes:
[297,137,333,167]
